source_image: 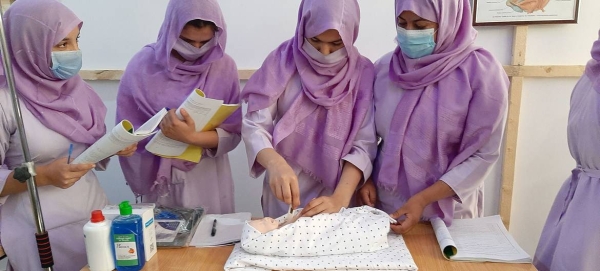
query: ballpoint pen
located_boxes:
[67,143,73,164]
[211,219,217,237]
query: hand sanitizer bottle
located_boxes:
[111,201,146,271]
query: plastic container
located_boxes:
[111,201,146,271]
[84,210,115,271]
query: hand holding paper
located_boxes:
[116,143,138,157]
[146,89,240,163]
[159,108,197,145]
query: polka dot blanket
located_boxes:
[225,233,417,271]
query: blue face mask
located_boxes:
[396,27,436,59]
[50,50,82,80]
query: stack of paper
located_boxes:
[189,212,251,247]
[431,215,531,263]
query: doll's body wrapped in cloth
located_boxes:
[240,206,396,257]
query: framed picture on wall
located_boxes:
[472,0,580,26]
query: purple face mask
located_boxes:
[173,38,215,61]
[302,38,348,64]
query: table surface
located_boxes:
[81,223,538,271]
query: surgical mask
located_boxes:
[302,39,348,64]
[396,27,436,59]
[50,50,82,80]
[173,38,215,61]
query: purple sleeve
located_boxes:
[341,104,377,183]
[205,60,242,158]
[203,127,242,158]
[242,105,277,178]
[440,99,508,203]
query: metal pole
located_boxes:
[0,6,54,271]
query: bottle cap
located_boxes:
[90,210,105,223]
[119,201,133,215]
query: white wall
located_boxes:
[59,0,600,257]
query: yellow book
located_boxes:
[145,89,240,162]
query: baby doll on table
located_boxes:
[241,206,396,257]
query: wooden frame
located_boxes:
[473,0,580,26]
[77,66,585,81]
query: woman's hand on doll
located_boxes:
[115,143,137,157]
[267,159,301,209]
[300,194,346,217]
[357,178,377,207]
[389,195,426,234]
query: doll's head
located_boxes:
[248,217,280,233]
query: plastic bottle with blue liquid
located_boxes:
[111,201,145,271]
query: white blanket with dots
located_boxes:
[225,233,417,271]
[225,206,418,271]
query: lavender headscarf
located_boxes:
[1,0,106,144]
[242,0,375,190]
[374,0,509,223]
[117,0,241,196]
[585,30,600,94]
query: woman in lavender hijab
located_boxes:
[533,31,600,271]
[357,0,509,233]
[117,0,241,213]
[242,0,377,218]
[0,0,135,270]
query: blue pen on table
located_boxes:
[67,143,73,164]
[211,219,217,237]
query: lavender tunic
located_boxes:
[533,75,600,271]
[243,74,376,217]
[373,0,509,225]
[117,0,241,214]
[0,90,108,271]
[373,53,507,220]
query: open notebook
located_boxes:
[431,215,531,263]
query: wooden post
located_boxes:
[500,25,528,229]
